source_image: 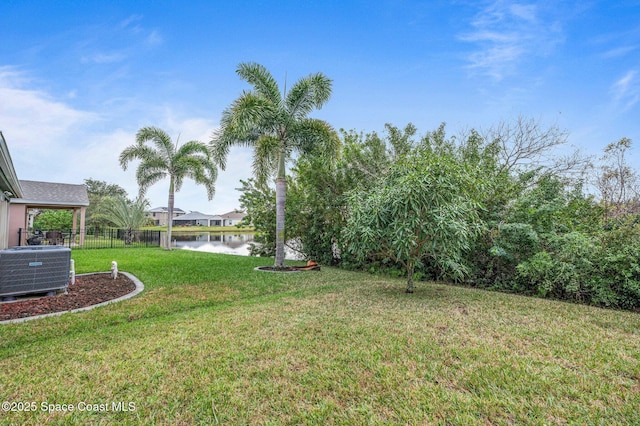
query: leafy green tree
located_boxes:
[95,195,150,244]
[241,123,419,265]
[84,178,128,229]
[33,209,73,230]
[120,126,217,249]
[211,62,340,268]
[343,153,482,293]
[237,178,277,257]
[287,155,346,265]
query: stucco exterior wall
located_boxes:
[8,203,26,247]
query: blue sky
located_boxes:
[1,0,639,214]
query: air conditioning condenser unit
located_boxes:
[0,246,71,299]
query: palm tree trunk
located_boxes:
[166,179,175,250]
[275,151,287,268]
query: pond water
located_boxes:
[165,231,303,259]
[167,232,255,256]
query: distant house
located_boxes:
[146,206,186,226]
[173,211,220,227]
[219,210,247,227]
[9,180,89,247]
[0,132,23,249]
[170,209,247,227]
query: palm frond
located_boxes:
[290,118,341,161]
[136,126,175,158]
[169,141,218,199]
[184,161,217,200]
[95,195,150,229]
[285,73,333,120]
[136,167,167,196]
[176,140,210,157]
[119,144,163,171]
[223,92,274,135]
[136,126,175,153]
[253,135,281,184]
[209,129,232,171]
[211,92,275,170]
[237,62,282,106]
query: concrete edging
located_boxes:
[0,271,144,325]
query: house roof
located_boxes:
[174,211,218,221]
[148,206,186,214]
[0,132,23,199]
[11,180,89,207]
[220,210,246,220]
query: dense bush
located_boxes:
[342,153,482,292]
[515,232,599,300]
[513,224,640,309]
[238,119,640,310]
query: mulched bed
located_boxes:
[0,273,136,321]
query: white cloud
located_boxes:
[611,70,639,111]
[509,3,536,22]
[459,1,564,80]
[602,45,638,59]
[74,15,163,69]
[0,67,247,214]
[119,15,144,30]
[145,30,163,47]
[159,109,218,143]
[0,67,97,152]
[81,52,127,64]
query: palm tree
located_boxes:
[211,62,339,268]
[96,195,150,244]
[120,126,217,249]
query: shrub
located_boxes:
[516,232,599,302]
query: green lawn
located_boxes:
[1,248,639,425]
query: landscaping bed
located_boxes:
[0,273,135,321]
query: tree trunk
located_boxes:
[406,263,415,293]
[275,177,286,268]
[274,151,287,268]
[166,179,175,250]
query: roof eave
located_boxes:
[0,132,23,199]
[10,199,90,207]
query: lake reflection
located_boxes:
[168,232,255,256]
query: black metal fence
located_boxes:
[18,228,161,250]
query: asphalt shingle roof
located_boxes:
[148,207,186,213]
[174,211,219,220]
[13,180,89,206]
[220,210,246,220]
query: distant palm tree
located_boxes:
[97,195,150,244]
[120,126,217,249]
[211,62,339,268]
